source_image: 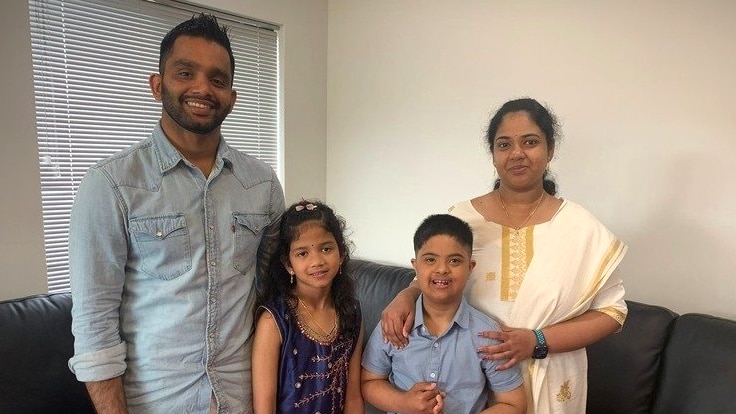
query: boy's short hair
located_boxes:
[413,214,473,254]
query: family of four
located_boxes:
[68,13,627,414]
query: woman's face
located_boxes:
[492,111,553,192]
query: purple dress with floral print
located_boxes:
[261,297,361,414]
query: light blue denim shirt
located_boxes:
[68,123,284,414]
[362,295,523,414]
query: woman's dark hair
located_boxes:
[486,97,559,195]
[257,200,359,340]
[159,13,235,85]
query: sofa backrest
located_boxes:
[651,312,736,414]
[0,293,95,414]
[348,259,415,347]
[586,300,678,414]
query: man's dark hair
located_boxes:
[413,214,473,254]
[159,13,235,85]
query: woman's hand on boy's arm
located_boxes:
[477,310,621,370]
[477,326,536,370]
[361,368,442,414]
[380,282,421,348]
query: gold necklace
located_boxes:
[498,192,545,230]
[297,297,337,341]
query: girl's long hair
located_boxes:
[257,200,359,340]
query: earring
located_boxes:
[339,266,342,275]
[289,270,294,284]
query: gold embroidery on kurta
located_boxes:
[486,271,496,281]
[556,380,572,402]
[594,307,627,325]
[501,226,534,301]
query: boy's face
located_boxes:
[411,235,476,305]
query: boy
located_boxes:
[361,214,526,414]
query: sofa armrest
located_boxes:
[651,312,736,414]
[587,300,678,414]
[0,293,95,414]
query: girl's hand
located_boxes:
[380,286,419,348]
[477,325,537,370]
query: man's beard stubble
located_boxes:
[160,84,229,135]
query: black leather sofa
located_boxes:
[1,258,735,413]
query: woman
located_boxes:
[381,98,627,414]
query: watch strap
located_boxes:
[532,329,546,347]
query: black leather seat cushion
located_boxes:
[0,293,95,414]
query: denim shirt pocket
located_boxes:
[233,212,269,274]
[129,214,192,280]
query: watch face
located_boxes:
[533,345,548,359]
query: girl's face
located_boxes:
[492,111,553,192]
[284,221,343,292]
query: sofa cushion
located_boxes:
[0,293,95,414]
[348,259,414,347]
[651,312,736,414]
[586,300,678,414]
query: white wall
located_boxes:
[327,1,736,319]
[0,0,328,300]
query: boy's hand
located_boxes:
[405,382,443,414]
[432,390,445,414]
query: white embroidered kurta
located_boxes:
[450,199,627,414]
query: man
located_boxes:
[68,14,284,414]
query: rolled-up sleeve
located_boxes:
[68,167,129,381]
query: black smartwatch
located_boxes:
[532,329,548,359]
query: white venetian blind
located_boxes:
[28,0,280,293]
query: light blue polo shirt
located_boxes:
[362,295,523,414]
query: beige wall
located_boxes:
[0,0,328,300]
[326,1,736,319]
[0,0,47,300]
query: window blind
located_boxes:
[29,0,280,293]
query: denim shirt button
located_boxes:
[155,231,163,238]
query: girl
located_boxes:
[253,200,364,414]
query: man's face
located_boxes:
[152,35,236,135]
[411,235,475,306]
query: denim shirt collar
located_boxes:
[413,294,471,336]
[151,122,233,174]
